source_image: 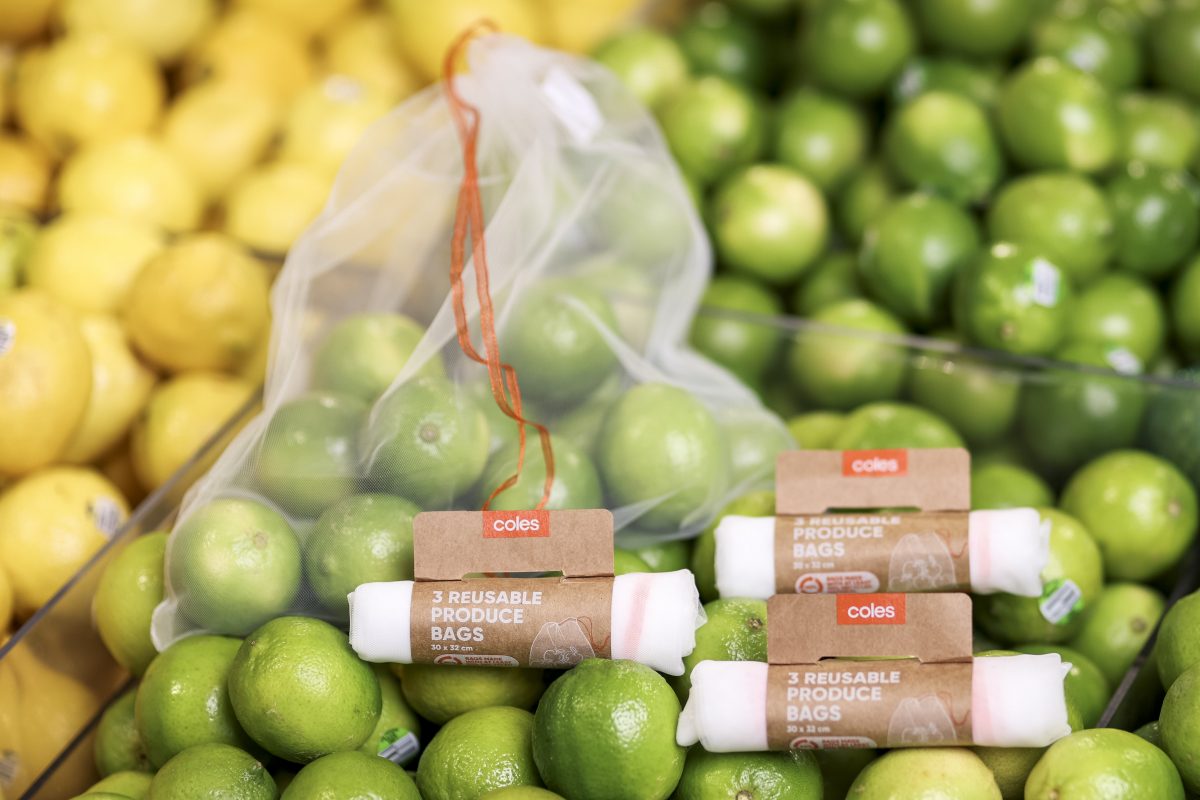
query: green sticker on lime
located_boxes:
[1039,578,1084,625]
[377,727,420,766]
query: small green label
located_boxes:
[1039,578,1084,625]
[377,728,420,766]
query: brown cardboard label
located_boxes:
[775,449,970,516]
[773,512,970,594]
[765,662,973,749]
[408,577,612,667]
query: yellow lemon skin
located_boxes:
[279,77,394,176]
[0,135,52,214]
[233,0,362,39]
[59,0,218,64]
[223,160,331,256]
[320,10,420,102]
[123,233,271,373]
[536,0,643,53]
[386,0,543,81]
[0,290,93,478]
[0,466,129,620]
[0,566,13,633]
[182,9,314,102]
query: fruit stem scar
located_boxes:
[419,423,440,443]
[736,791,753,800]
[254,531,267,549]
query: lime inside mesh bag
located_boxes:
[152,32,791,646]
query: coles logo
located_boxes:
[482,510,550,539]
[842,449,907,477]
[836,593,906,625]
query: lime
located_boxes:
[774,89,868,192]
[282,751,420,799]
[670,598,767,702]
[87,771,153,799]
[593,29,689,111]
[689,275,783,388]
[1162,664,1200,792]
[1061,450,1198,581]
[1068,274,1165,367]
[1106,164,1200,280]
[1026,729,1185,799]
[802,0,915,98]
[418,706,541,800]
[169,497,302,636]
[891,57,1002,108]
[953,243,1074,357]
[502,280,620,410]
[1149,6,1200,101]
[593,161,694,268]
[228,616,381,763]
[361,375,490,509]
[997,58,1117,173]
[835,161,895,245]
[135,635,252,768]
[728,0,795,16]
[304,493,420,620]
[972,746,1043,800]
[398,664,544,725]
[95,688,150,776]
[597,383,726,531]
[861,193,980,328]
[786,299,908,409]
[692,489,775,602]
[1015,644,1110,728]
[912,0,1033,58]
[533,659,684,800]
[147,743,275,800]
[255,392,365,518]
[710,164,828,285]
[1156,590,1200,689]
[976,508,1104,643]
[791,252,863,317]
[883,90,1002,204]
[1069,582,1165,687]
[311,313,439,405]
[970,462,1055,510]
[676,749,821,800]
[482,432,601,513]
[94,531,166,677]
[632,540,692,573]
[832,402,964,449]
[815,750,876,800]
[1031,11,1142,89]
[723,409,791,488]
[362,665,421,764]
[659,76,766,185]
[676,2,768,88]
[847,748,1001,798]
[482,790,564,800]
[1140,368,1200,488]
[1117,93,1199,170]
[1170,256,1200,359]
[787,412,845,449]
[1136,721,1163,747]
[614,548,653,575]
[908,339,1020,447]
[986,171,1114,287]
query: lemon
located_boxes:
[0,0,55,41]
[25,214,165,316]
[124,234,270,373]
[60,0,217,63]
[130,372,254,492]
[0,567,12,633]
[280,77,393,176]
[320,10,420,102]
[537,0,642,53]
[418,706,542,800]
[386,0,543,81]
[223,160,331,256]
[93,532,166,677]
[182,9,314,101]
[398,664,545,724]
[162,81,282,202]
[0,290,93,477]
[58,136,203,233]
[233,0,361,38]
[14,35,164,156]
[61,315,157,464]
[0,135,51,214]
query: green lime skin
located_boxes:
[1136,720,1163,748]
[361,665,421,762]
[883,90,1003,204]
[860,193,980,328]
[597,383,727,531]
[722,409,791,489]
[593,162,693,268]
[774,89,869,192]
[997,58,1118,173]
[533,659,685,800]
[970,462,1055,510]
[1117,93,1200,170]
[1027,729,1185,800]
[361,375,489,509]
[1157,591,1200,690]
[614,548,653,575]
[593,28,689,111]
[1141,368,1200,491]
[1107,164,1200,280]
[147,744,276,800]
[94,530,166,677]
[676,2,769,88]
[689,275,783,389]
[479,434,602,511]
[304,493,420,619]
[417,706,541,800]
[986,171,1114,288]
[1061,450,1199,581]
[282,751,420,800]
[791,252,863,317]
[1017,342,1146,479]
[786,299,908,410]
[711,164,829,285]
[802,0,916,98]
[135,635,253,768]
[255,392,365,519]
[832,402,964,449]
[169,498,301,636]
[670,598,767,702]
[95,688,151,776]
[482,789,565,800]
[787,411,845,450]
[632,540,692,573]
[660,76,766,185]
[227,617,381,763]
[676,749,822,800]
[1031,10,1143,90]
[1162,664,1200,794]
[891,57,1002,108]
[1069,582,1165,687]
[912,0,1035,58]
[907,340,1020,447]
[1149,6,1200,101]
[87,771,154,799]
[1015,644,1110,728]
[1068,273,1166,367]
[953,243,1074,357]
[692,489,775,602]
[836,161,896,245]
[848,748,1001,798]
[1171,255,1200,360]
[310,313,440,405]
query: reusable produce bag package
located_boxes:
[152,32,789,647]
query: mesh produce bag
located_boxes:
[152,32,790,647]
